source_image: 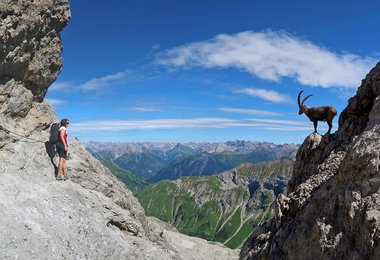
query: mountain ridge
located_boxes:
[150,150,283,182]
[87,140,299,159]
[87,141,299,183]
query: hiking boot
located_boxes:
[56,175,64,181]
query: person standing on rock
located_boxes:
[56,119,69,180]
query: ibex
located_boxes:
[298,91,337,134]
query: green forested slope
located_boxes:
[137,158,293,248]
[101,160,146,193]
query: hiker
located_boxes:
[56,118,69,180]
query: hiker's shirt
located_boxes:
[59,126,68,145]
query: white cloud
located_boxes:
[72,118,239,132]
[220,107,281,116]
[156,30,376,88]
[133,107,161,112]
[152,44,161,51]
[119,106,162,112]
[45,98,67,106]
[79,71,129,91]
[49,81,75,92]
[49,71,130,92]
[234,87,291,103]
[70,117,317,133]
[247,118,308,126]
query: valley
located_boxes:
[86,141,297,248]
[136,158,294,248]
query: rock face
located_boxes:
[0,0,69,101]
[0,138,239,259]
[240,63,380,259]
[0,0,69,149]
[0,1,238,259]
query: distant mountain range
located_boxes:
[150,149,281,182]
[136,157,294,249]
[87,140,299,159]
[86,141,299,183]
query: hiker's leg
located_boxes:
[63,158,67,178]
[57,157,64,177]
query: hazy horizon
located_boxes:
[84,139,300,145]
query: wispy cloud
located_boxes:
[45,98,67,106]
[119,106,162,112]
[233,87,291,103]
[70,117,317,133]
[156,30,376,88]
[248,118,308,126]
[49,82,74,92]
[49,71,130,92]
[133,107,162,112]
[220,107,281,116]
[80,71,129,91]
[152,44,161,51]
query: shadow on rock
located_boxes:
[45,141,58,176]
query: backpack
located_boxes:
[49,123,60,144]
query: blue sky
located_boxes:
[46,0,380,144]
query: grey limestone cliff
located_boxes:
[0,0,69,149]
[240,63,380,259]
[0,1,238,259]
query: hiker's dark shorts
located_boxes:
[56,142,67,158]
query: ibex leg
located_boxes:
[313,121,318,133]
[327,121,332,134]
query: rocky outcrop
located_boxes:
[0,0,69,149]
[0,1,238,259]
[240,63,380,259]
[0,137,240,259]
[0,0,70,101]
